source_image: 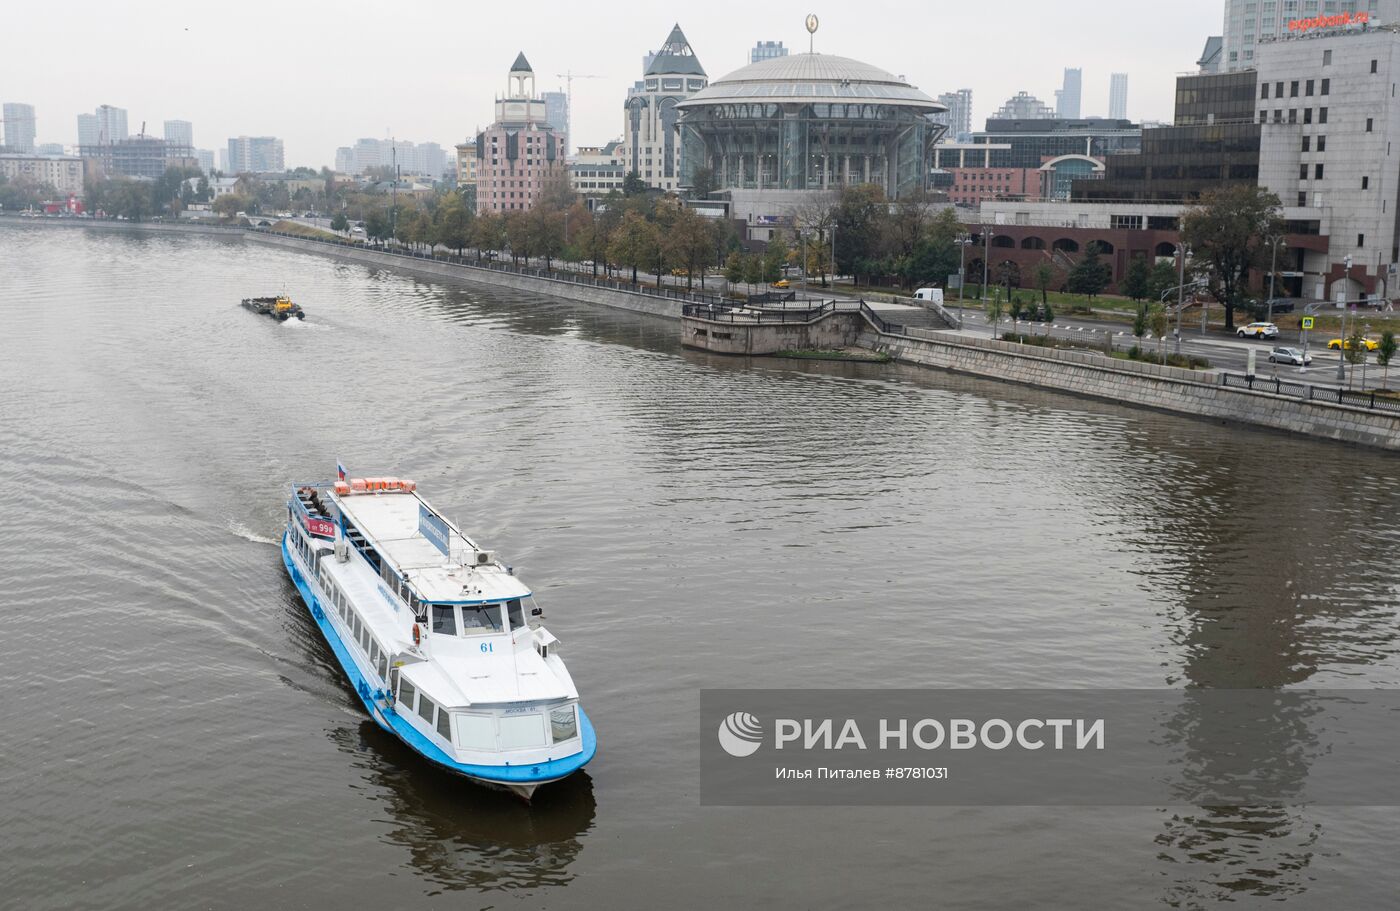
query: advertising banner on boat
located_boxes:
[419,504,451,557]
[304,516,336,539]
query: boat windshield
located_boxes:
[431,604,457,636]
[506,599,525,630]
[459,604,503,635]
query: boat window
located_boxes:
[456,713,494,750]
[431,604,457,636]
[417,695,436,723]
[370,641,380,665]
[398,677,416,711]
[550,705,578,743]
[377,654,388,679]
[499,713,547,749]
[435,709,452,741]
[459,605,503,635]
[506,599,524,630]
[359,626,370,652]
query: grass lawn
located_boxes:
[270,220,341,241]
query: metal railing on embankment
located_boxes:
[1220,371,1400,414]
[248,227,731,307]
[682,300,860,324]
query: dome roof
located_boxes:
[677,53,944,110]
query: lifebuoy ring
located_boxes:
[412,623,421,646]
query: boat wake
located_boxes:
[228,519,279,546]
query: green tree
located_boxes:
[1145,260,1180,304]
[330,212,349,232]
[762,235,790,285]
[533,207,566,271]
[1378,330,1397,389]
[472,212,507,260]
[433,193,472,253]
[1149,304,1169,364]
[688,166,718,198]
[724,250,747,292]
[1132,304,1148,347]
[622,170,647,197]
[1121,256,1151,302]
[1033,262,1056,306]
[833,184,888,285]
[1180,184,1283,330]
[666,208,714,290]
[1066,243,1111,298]
[985,297,1003,338]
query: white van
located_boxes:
[913,288,945,305]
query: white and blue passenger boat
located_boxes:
[281,469,596,800]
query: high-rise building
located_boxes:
[1054,68,1082,118]
[1220,0,1400,71]
[77,113,98,148]
[1108,73,1129,120]
[195,149,215,173]
[95,105,128,143]
[163,120,194,150]
[336,138,448,176]
[936,89,973,140]
[35,142,65,156]
[750,40,788,64]
[992,92,1056,120]
[542,90,568,156]
[2,103,37,153]
[474,53,567,213]
[226,136,284,173]
[622,23,707,191]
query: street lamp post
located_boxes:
[1338,254,1353,383]
[1266,234,1282,324]
[1175,242,1190,354]
[955,233,973,324]
[981,228,992,302]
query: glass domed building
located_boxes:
[675,53,948,200]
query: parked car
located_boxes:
[1266,299,1296,314]
[1237,322,1280,339]
[1328,336,1380,351]
[771,279,791,288]
[1268,346,1312,366]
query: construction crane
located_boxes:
[555,71,603,157]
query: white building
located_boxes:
[622,24,707,191]
[1055,68,1082,119]
[937,89,974,141]
[163,120,194,150]
[569,140,626,195]
[1109,73,1129,120]
[1256,24,1400,300]
[1221,0,1400,70]
[226,135,284,173]
[3,102,36,152]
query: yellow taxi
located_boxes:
[771,279,791,288]
[1327,337,1380,351]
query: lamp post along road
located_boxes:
[1338,254,1352,383]
[1266,235,1281,324]
[981,228,991,302]
[1176,243,1189,354]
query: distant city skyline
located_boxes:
[2,1,1222,168]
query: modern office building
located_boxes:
[163,120,194,150]
[1074,70,1260,204]
[542,90,569,156]
[676,52,947,203]
[1109,73,1129,120]
[81,137,197,179]
[992,92,1056,120]
[1219,0,1399,71]
[622,24,707,192]
[96,105,128,143]
[0,153,84,195]
[750,40,788,64]
[970,117,1140,169]
[195,149,215,173]
[77,114,98,148]
[1055,68,1083,119]
[475,53,567,213]
[936,89,974,142]
[3,103,37,153]
[569,140,627,195]
[226,136,284,173]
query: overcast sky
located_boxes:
[4,0,1226,167]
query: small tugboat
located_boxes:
[241,294,304,321]
[281,466,596,799]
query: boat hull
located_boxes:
[281,530,596,797]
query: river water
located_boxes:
[2,224,1398,909]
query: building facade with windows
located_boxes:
[936,89,974,142]
[1109,73,1129,120]
[970,118,1141,169]
[1255,25,1400,300]
[226,135,284,173]
[750,40,788,64]
[622,24,707,192]
[0,154,84,196]
[1055,68,1083,118]
[1221,0,1399,71]
[163,120,193,150]
[475,53,567,213]
[569,141,626,195]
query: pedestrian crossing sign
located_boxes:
[1301,317,1316,329]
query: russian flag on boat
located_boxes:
[337,460,347,482]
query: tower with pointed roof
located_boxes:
[476,52,567,214]
[622,24,708,192]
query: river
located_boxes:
[2,223,1398,909]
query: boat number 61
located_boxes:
[480,642,494,653]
